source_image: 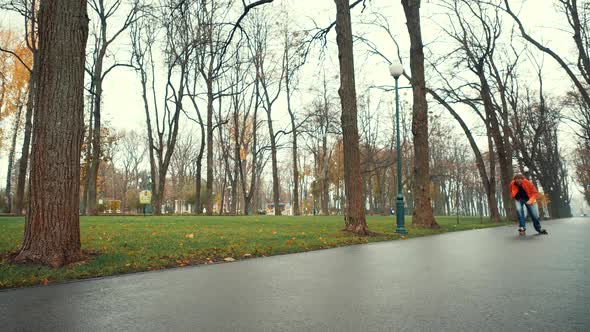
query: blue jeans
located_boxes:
[515,200,542,232]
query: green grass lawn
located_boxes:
[0,215,509,289]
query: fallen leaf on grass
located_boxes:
[285,240,292,245]
[272,230,277,235]
[243,253,252,257]
[176,259,190,267]
[224,257,236,262]
[185,233,194,239]
[41,278,49,286]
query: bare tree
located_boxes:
[116,129,146,211]
[130,1,191,215]
[83,0,141,215]
[193,0,227,216]
[279,8,306,216]
[357,8,502,221]
[247,11,286,216]
[505,0,590,149]
[170,131,198,211]
[505,0,590,107]
[511,66,572,218]
[436,0,518,220]
[303,72,338,215]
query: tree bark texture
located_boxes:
[402,0,439,228]
[334,0,369,235]
[15,0,88,267]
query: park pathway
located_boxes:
[1,218,589,331]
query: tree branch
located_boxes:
[0,47,32,73]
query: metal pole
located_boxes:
[395,77,407,234]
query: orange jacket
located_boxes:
[510,179,538,203]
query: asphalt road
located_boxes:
[1,218,589,331]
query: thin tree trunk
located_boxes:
[248,106,259,215]
[186,79,205,215]
[86,52,105,216]
[486,130,500,221]
[6,105,24,213]
[14,0,38,216]
[206,80,214,216]
[266,110,281,216]
[402,0,439,228]
[232,105,241,215]
[80,90,94,215]
[334,0,369,235]
[321,136,330,215]
[15,73,36,216]
[138,55,158,215]
[286,75,300,216]
[15,0,88,267]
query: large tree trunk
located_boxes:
[6,105,24,213]
[402,0,439,228]
[15,0,88,267]
[334,0,369,235]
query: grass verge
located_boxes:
[0,215,509,289]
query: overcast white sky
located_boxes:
[1,0,588,213]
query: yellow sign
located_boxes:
[139,190,152,204]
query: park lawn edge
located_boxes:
[0,216,511,290]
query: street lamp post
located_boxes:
[389,62,408,235]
